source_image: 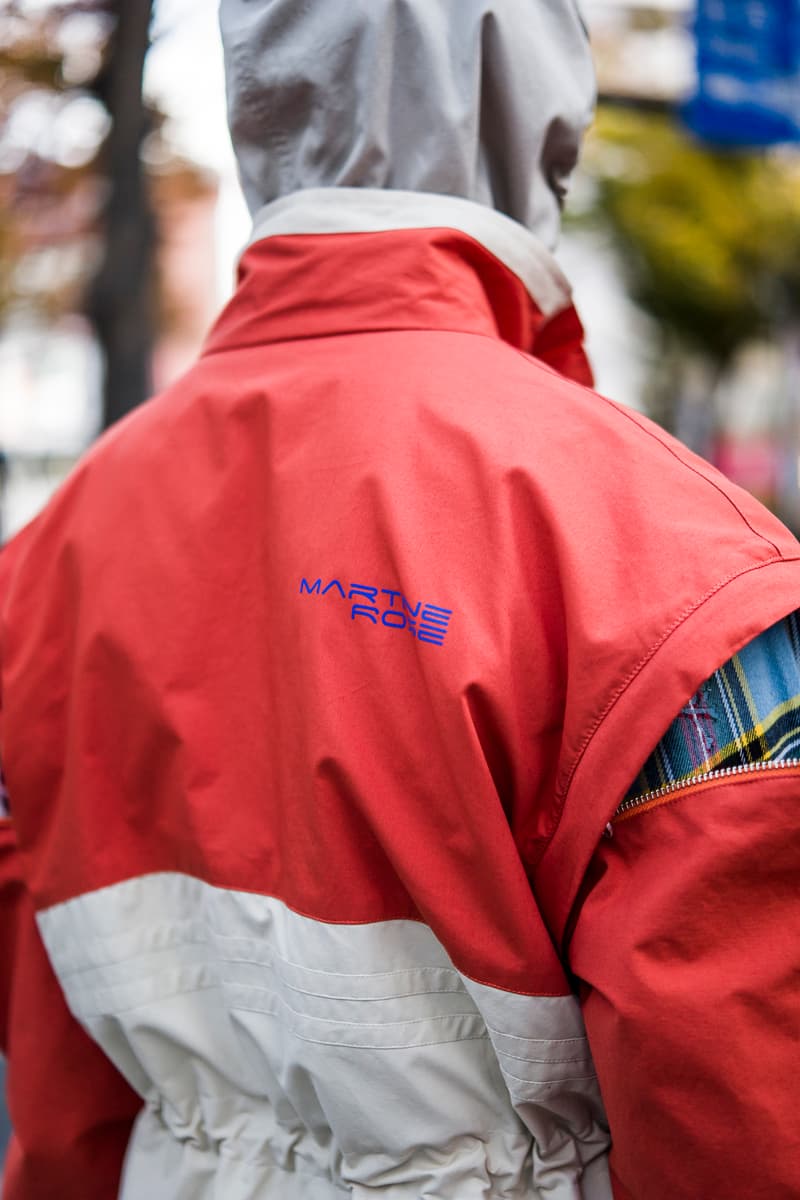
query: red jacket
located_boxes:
[2,225,800,1198]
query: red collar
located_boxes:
[203,227,593,387]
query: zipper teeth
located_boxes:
[616,757,800,817]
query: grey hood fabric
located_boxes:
[219,0,596,250]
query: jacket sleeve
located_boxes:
[0,536,142,1198]
[567,622,800,1199]
[1,828,142,1200]
[0,772,19,1054]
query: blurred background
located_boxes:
[0,0,799,1173]
[0,0,799,541]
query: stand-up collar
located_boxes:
[204,189,592,386]
[248,188,575,318]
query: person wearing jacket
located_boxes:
[1,1,800,1197]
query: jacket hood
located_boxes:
[219,0,596,250]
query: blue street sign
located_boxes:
[683,0,800,146]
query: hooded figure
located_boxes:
[2,4,800,1200]
[222,0,594,244]
[218,0,596,358]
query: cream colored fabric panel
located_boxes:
[39,873,608,1198]
[462,978,612,1198]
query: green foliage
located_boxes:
[578,108,800,365]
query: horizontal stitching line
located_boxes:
[485,1025,584,1045]
[228,989,481,1030]
[52,940,461,989]
[503,1067,598,1086]
[67,974,483,1033]
[61,960,465,1004]
[498,1049,593,1066]
[227,1008,490,1051]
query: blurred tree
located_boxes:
[0,2,108,322]
[86,0,155,427]
[576,107,800,433]
[0,0,155,427]
[0,0,212,432]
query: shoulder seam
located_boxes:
[599,398,783,557]
[556,556,800,812]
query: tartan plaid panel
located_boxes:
[624,610,800,805]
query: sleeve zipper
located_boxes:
[614,757,800,823]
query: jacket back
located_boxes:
[3,224,800,1198]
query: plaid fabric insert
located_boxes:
[624,610,800,805]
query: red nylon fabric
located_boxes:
[2,227,800,1198]
[0,864,140,1200]
[4,226,800,958]
[570,771,800,1198]
[0,820,21,1055]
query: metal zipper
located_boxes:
[614,757,800,822]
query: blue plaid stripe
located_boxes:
[624,611,800,804]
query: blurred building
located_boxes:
[1,0,798,537]
[584,0,694,106]
[0,163,219,539]
[567,1,800,533]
